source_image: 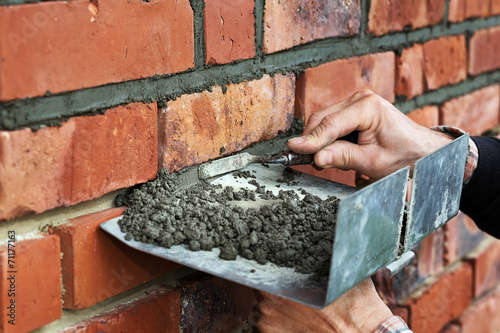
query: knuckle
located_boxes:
[352,89,374,101]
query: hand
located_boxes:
[287,90,453,180]
[257,278,393,333]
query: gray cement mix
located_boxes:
[116,166,339,278]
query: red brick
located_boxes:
[396,44,425,100]
[0,235,62,332]
[0,102,158,221]
[440,85,500,135]
[444,212,485,265]
[449,0,492,22]
[162,73,295,172]
[406,262,473,333]
[407,106,440,128]
[492,0,500,15]
[52,207,181,309]
[205,0,255,65]
[295,52,395,122]
[423,35,467,91]
[61,287,181,332]
[368,0,445,35]
[291,166,356,187]
[467,239,500,298]
[0,0,194,101]
[458,286,500,333]
[469,26,500,76]
[263,0,361,53]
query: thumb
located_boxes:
[315,140,365,172]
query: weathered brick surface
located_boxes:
[162,74,295,172]
[423,35,467,91]
[449,0,497,22]
[205,0,255,65]
[396,44,425,100]
[0,102,158,221]
[457,286,500,333]
[263,0,361,53]
[440,85,500,135]
[53,207,180,309]
[180,274,258,332]
[61,287,181,332]
[406,262,473,333]
[467,239,500,298]
[295,52,395,122]
[0,235,62,333]
[469,27,500,76]
[407,106,440,128]
[0,0,194,101]
[444,212,485,265]
[368,0,445,35]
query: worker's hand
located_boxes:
[257,278,393,333]
[287,90,453,180]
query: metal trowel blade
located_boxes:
[198,153,261,179]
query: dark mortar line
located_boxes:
[443,0,450,26]
[360,0,370,38]
[395,71,500,113]
[254,0,265,59]
[2,15,500,130]
[190,0,206,69]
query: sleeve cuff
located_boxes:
[374,316,413,333]
[430,126,478,184]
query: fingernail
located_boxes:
[288,136,305,144]
[316,150,332,166]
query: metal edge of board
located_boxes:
[404,134,469,252]
[325,167,410,305]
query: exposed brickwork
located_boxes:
[0,102,158,221]
[368,0,445,35]
[0,0,194,101]
[263,0,361,53]
[449,0,499,22]
[205,0,255,65]
[61,287,181,332]
[467,239,500,298]
[396,36,467,98]
[0,235,62,333]
[457,286,500,333]
[407,106,440,128]
[406,262,473,333]
[423,35,467,91]
[469,26,500,76]
[444,212,485,265]
[295,52,395,122]
[53,207,180,309]
[440,85,500,135]
[162,73,295,172]
[396,44,425,100]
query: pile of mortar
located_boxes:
[116,167,339,278]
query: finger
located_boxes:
[315,140,367,171]
[302,89,374,136]
[287,110,360,154]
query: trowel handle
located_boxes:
[281,151,315,166]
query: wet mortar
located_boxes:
[116,166,339,278]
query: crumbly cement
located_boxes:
[116,167,338,277]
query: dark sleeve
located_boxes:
[460,136,500,238]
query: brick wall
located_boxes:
[1,0,500,332]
